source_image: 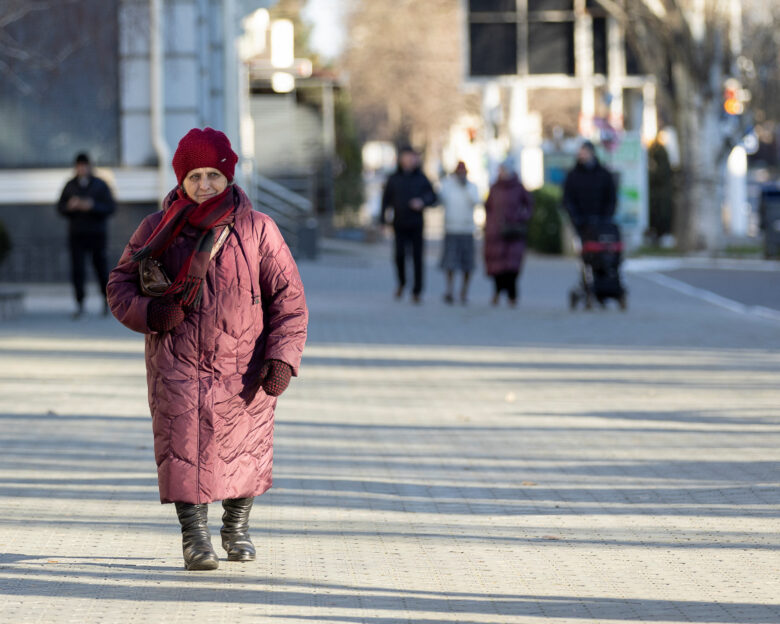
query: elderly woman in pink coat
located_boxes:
[483,156,534,306]
[107,128,308,571]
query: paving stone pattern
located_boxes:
[0,240,778,623]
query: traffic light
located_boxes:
[723,78,744,116]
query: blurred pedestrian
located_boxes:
[647,140,674,242]
[439,161,479,304]
[381,146,437,303]
[563,140,625,309]
[483,157,534,307]
[563,140,617,236]
[107,128,308,571]
[57,153,116,318]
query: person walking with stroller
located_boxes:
[439,161,480,304]
[483,157,534,307]
[107,128,308,571]
[57,153,116,318]
[563,140,626,309]
[562,140,617,235]
[381,146,437,303]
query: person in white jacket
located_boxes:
[439,161,480,304]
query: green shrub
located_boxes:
[0,220,10,267]
[528,184,563,254]
[333,91,364,220]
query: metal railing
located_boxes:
[0,237,127,283]
[252,173,318,259]
[0,176,319,283]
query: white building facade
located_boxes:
[0,0,271,280]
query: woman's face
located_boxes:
[182,167,229,204]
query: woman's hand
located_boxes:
[259,359,293,397]
[147,296,186,333]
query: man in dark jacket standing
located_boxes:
[563,140,617,235]
[57,153,116,318]
[381,146,437,303]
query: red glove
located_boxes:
[147,296,185,333]
[259,359,293,397]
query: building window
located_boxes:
[593,16,608,76]
[469,0,517,12]
[469,22,518,76]
[528,0,573,10]
[0,0,119,168]
[528,22,575,75]
[626,39,642,75]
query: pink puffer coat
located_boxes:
[483,175,534,276]
[107,186,308,504]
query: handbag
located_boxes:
[139,257,171,297]
[138,225,231,297]
[500,222,528,241]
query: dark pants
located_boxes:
[493,271,519,301]
[394,226,424,296]
[69,233,109,304]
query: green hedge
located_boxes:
[0,220,10,267]
[528,184,563,254]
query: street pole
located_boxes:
[575,0,595,137]
[149,0,171,205]
[222,0,241,157]
[607,16,624,131]
[321,81,336,217]
[726,0,748,237]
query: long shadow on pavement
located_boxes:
[0,558,777,622]
[0,574,776,622]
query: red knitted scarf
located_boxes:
[132,186,236,307]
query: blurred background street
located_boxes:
[1,240,779,623]
[1,0,780,622]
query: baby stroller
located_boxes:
[569,221,627,310]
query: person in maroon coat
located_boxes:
[107,128,308,571]
[483,157,534,306]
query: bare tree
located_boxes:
[0,0,121,167]
[594,0,756,250]
[0,0,87,94]
[342,0,478,154]
[741,2,780,147]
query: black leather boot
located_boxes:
[174,502,219,571]
[221,497,256,561]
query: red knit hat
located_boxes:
[172,127,238,185]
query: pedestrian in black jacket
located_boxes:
[57,153,116,318]
[563,140,617,235]
[380,147,437,303]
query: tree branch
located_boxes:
[0,0,80,29]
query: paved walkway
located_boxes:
[1,239,779,623]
